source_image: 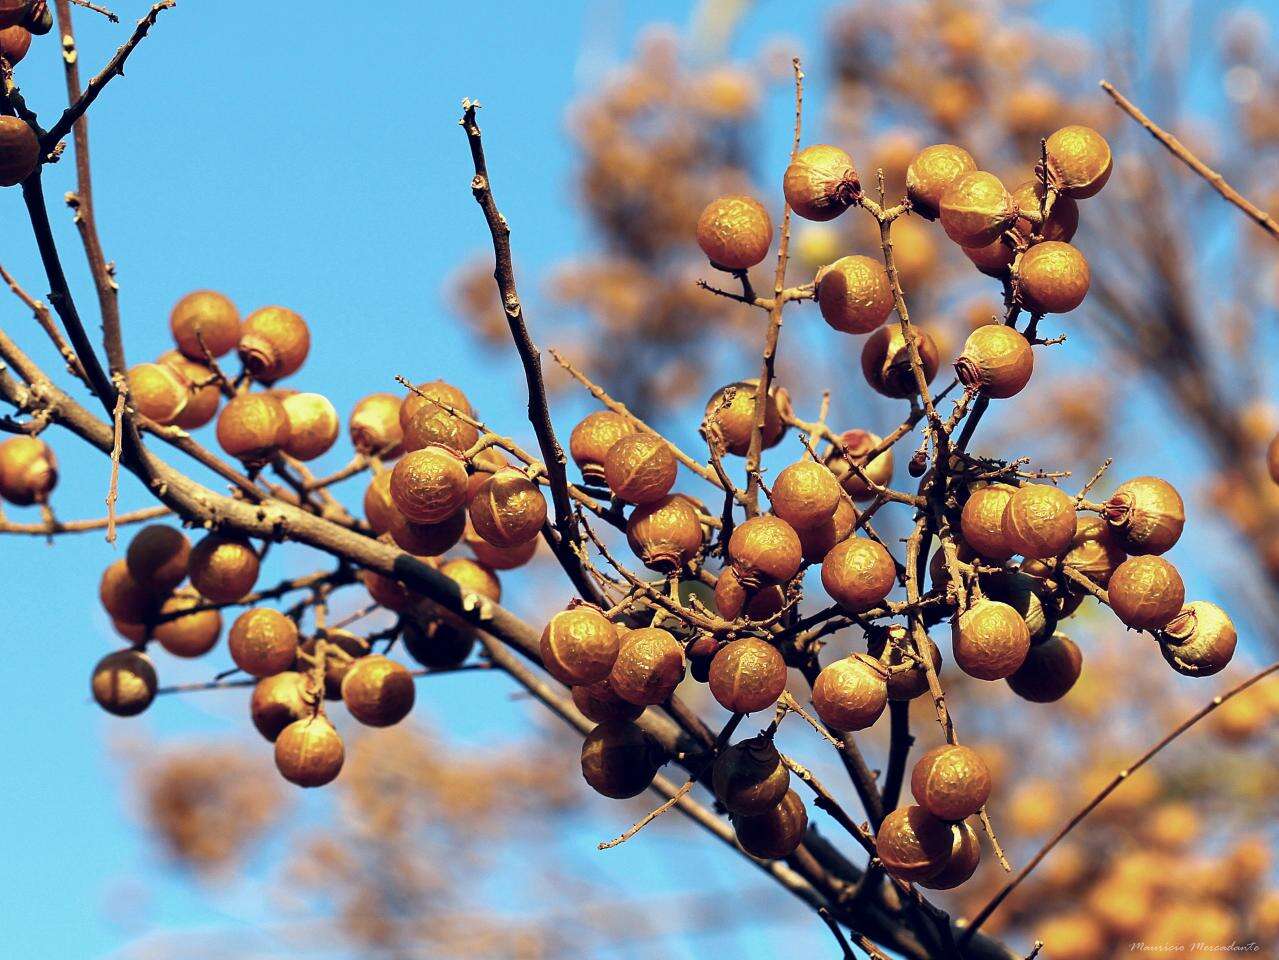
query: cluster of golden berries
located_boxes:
[0,2,50,188]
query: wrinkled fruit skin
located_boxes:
[274,715,344,788]
[708,638,787,714]
[1108,555,1185,631]
[1158,601,1236,677]
[955,324,1034,399]
[953,600,1030,681]
[1103,476,1184,556]
[732,789,808,859]
[580,722,659,799]
[875,805,956,882]
[816,255,894,334]
[910,744,992,821]
[1015,240,1090,314]
[729,515,802,588]
[540,606,620,686]
[695,195,773,270]
[811,653,888,731]
[783,144,860,222]
[939,171,1017,247]
[906,143,976,218]
[821,536,895,612]
[713,736,790,816]
[1007,632,1083,703]
[608,627,685,705]
[920,821,981,890]
[1045,125,1113,199]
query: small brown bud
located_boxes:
[712,736,790,816]
[189,533,260,603]
[469,468,547,548]
[696,195,773,269]
[0,115,39,187]
[603,433,678,505]
[570,411,635,485]
[125,524,191,593]
[280,392,339,461]
[341,654,416,726]
[169,290,241,360]
[216,392,291,466]
[953,599,1030,680]
[911,744,992,821]
[389,445,469,524]
[274,715,344,787]
[626,494,703,571]
[732,789,808,859]
[1014,240,1090,314]
[821,536,896,612]
[609,627,685,705]
[152,590,222,659]
[955,324,1034,399]
[250,671,314,741]
[708,637,787,714]
[729,515,803,588]
[816,254,894,334]
[783,144,860,221]
[1108,555,1185,631]
[581,721,660,799]
[1102,476,1184,556]
[571,677,644,724]
[91,649,157,717]
[229,607,299,678]
[1002,483,1076,559]
[860,325,941,399]
[811,652,889,731]
[1158,601,1237,677]
[906,143,976,218]
[939,171,1017,247]
[1007,632,1082,702]
[875,805,956,882]
[1044,125,1112,199]
[237,306,310,382]
[128,362,190,425]
[706,380,787,457]
[0,435,56,505]
[541,606,621,686]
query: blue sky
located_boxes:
[1,1,1276,958]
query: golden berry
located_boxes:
[816,254,894,334]
[250,671,314,741]
[609,627,685,705]
[128,362,190,425]
[348,392,404,456]
[399,379,473,431]
[1045,125,1112,199]
[215,392,291,466]
[280,392,339,461]
[955,324,1034,399]
[440,556,501,603]
[125,524,190,593]
[729,515,803,588]
[906,143,976,218]
[188,533,260,603]
[1002,483,1076,559]
[571,677,645,724]
[770,460,842,530]
[229,607,299,677]
[911,744,991,821]
[1102,476,1184,556]
[603,433,677,505]
[953,599,1030,680]
[626,494,703,571]
[99,558,162,623]
[960,482,1017,560]
[581,721,660,799]
[1062,514,1127,587]
[713,736,790,816]
[1007,632,1082,702]
[821,536,896,611]
[732,789,808,859]
[695,195,773,270]
[875,805,956,882]
[1012,179,1079,242]
[708,637,787,714]
[796,492,858,563]
[1158,601,1236,677]
[920,821,981,890]
[939,171,1017,247]
[152,590,222,658]
[341,654,416,726]
[783,144,860,221]
[714,566,786,621]
[705,380,788,456]
[237,306,310,382]
[91,649,157,717]
[389,445,468,523]
[860,325,941,399]
[1015,240,1090,314]
[0,115,38,187]
[570,411,635,485]
[274,715,344,787]
[402,403,480,455]
[1108,555,1185,631]
[540,605,621,686]
[169,290,240,360]
[825,429,893,502]
[811,652,889,731]
[157,351,221,430]
[468,468,547,548]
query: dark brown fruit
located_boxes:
[250,671,314,741]
[126,524,191,593]
[1007,632,1082,703]
[920,821,981,890]
[91,650,157,717]
[274,715,344,787]
[229,607,299,677]
[860,325,940,399]
[341,654,416,726]
[540,606,620,686]
[875,805,956,882]
[401,618,476,670]
[0,115,39,186]
[608,627,685,706]
[580,722,660,799]
[571,677,645,724]
[821,536,896,612]
[713,566,786,622]
[732,789,808,859]
[237,306,310,382]
[712,735,790,816]
[1108,555,1185,631]
[189,533,260,603]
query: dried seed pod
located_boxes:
[1014,240,1090,314]
[955,324,1034,399]
[609,627,685,705]
[341,654,416,727]
[158,351,221,430]
[540,605,621,686]
[238,306,310,382]
[714,566,787,621]
[1007,632,1083,702]
[402,403,480,455]
[962,237,1015,277]
[783,144,860,221]
[733,789,808,859]
[1108,555,1185,631]
[821,536,896,612]
[1045,125,1113,199]
[0,435,56,505]
[216,392,291,466]
[571,677,645,724]
[388,506,466,557]
[980,570,1058,643]
[708,638,787,713]
[705,380,787,456]
[128,362,190,425]
[911,744,992,821]
[229,607,299,678]
[626,494,703,571]
[0,25,32,65]
[1003,483,1076,559]
[816,254,894,334]
[188,533,260,603]
[440,556,501,602]
[920,821,981,890]
[953,599,1030,680]
[603,433,677,505]
[867,627,943,701]
[469,469,547,547]
[905,143,976,218]
[348,392,404,456]
[712,736,790,816]
[1158,601,1237,677]
[401,618,475,670]
[152,590,222,658]
[570,411,636,485]
[875,805,956,883]
[959,482,1017,560]
[1102,476,1184,556]
[91,650,157,717]
[860,325,941,399]
[389,445,469,523]
[0,115,38,187]
[124,524,190,593]
[99,558,163,623]
[695,195,773,269]
[796,492,857,563]
[297,630,371,699]
[1062,515,1127,587]
[580,721,660,799]
[280,392,339,461]
[274,715,344,787]
[770,460,842,531]
[464,516,538,570]
[399,379,474,430]
[1012,179,1079,242]
[939,171,1017,247]
[250,671,314,741]
[812,652,889,731]
[169,290,240,360]
[728,515,803,588]
[826,429,893,502]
